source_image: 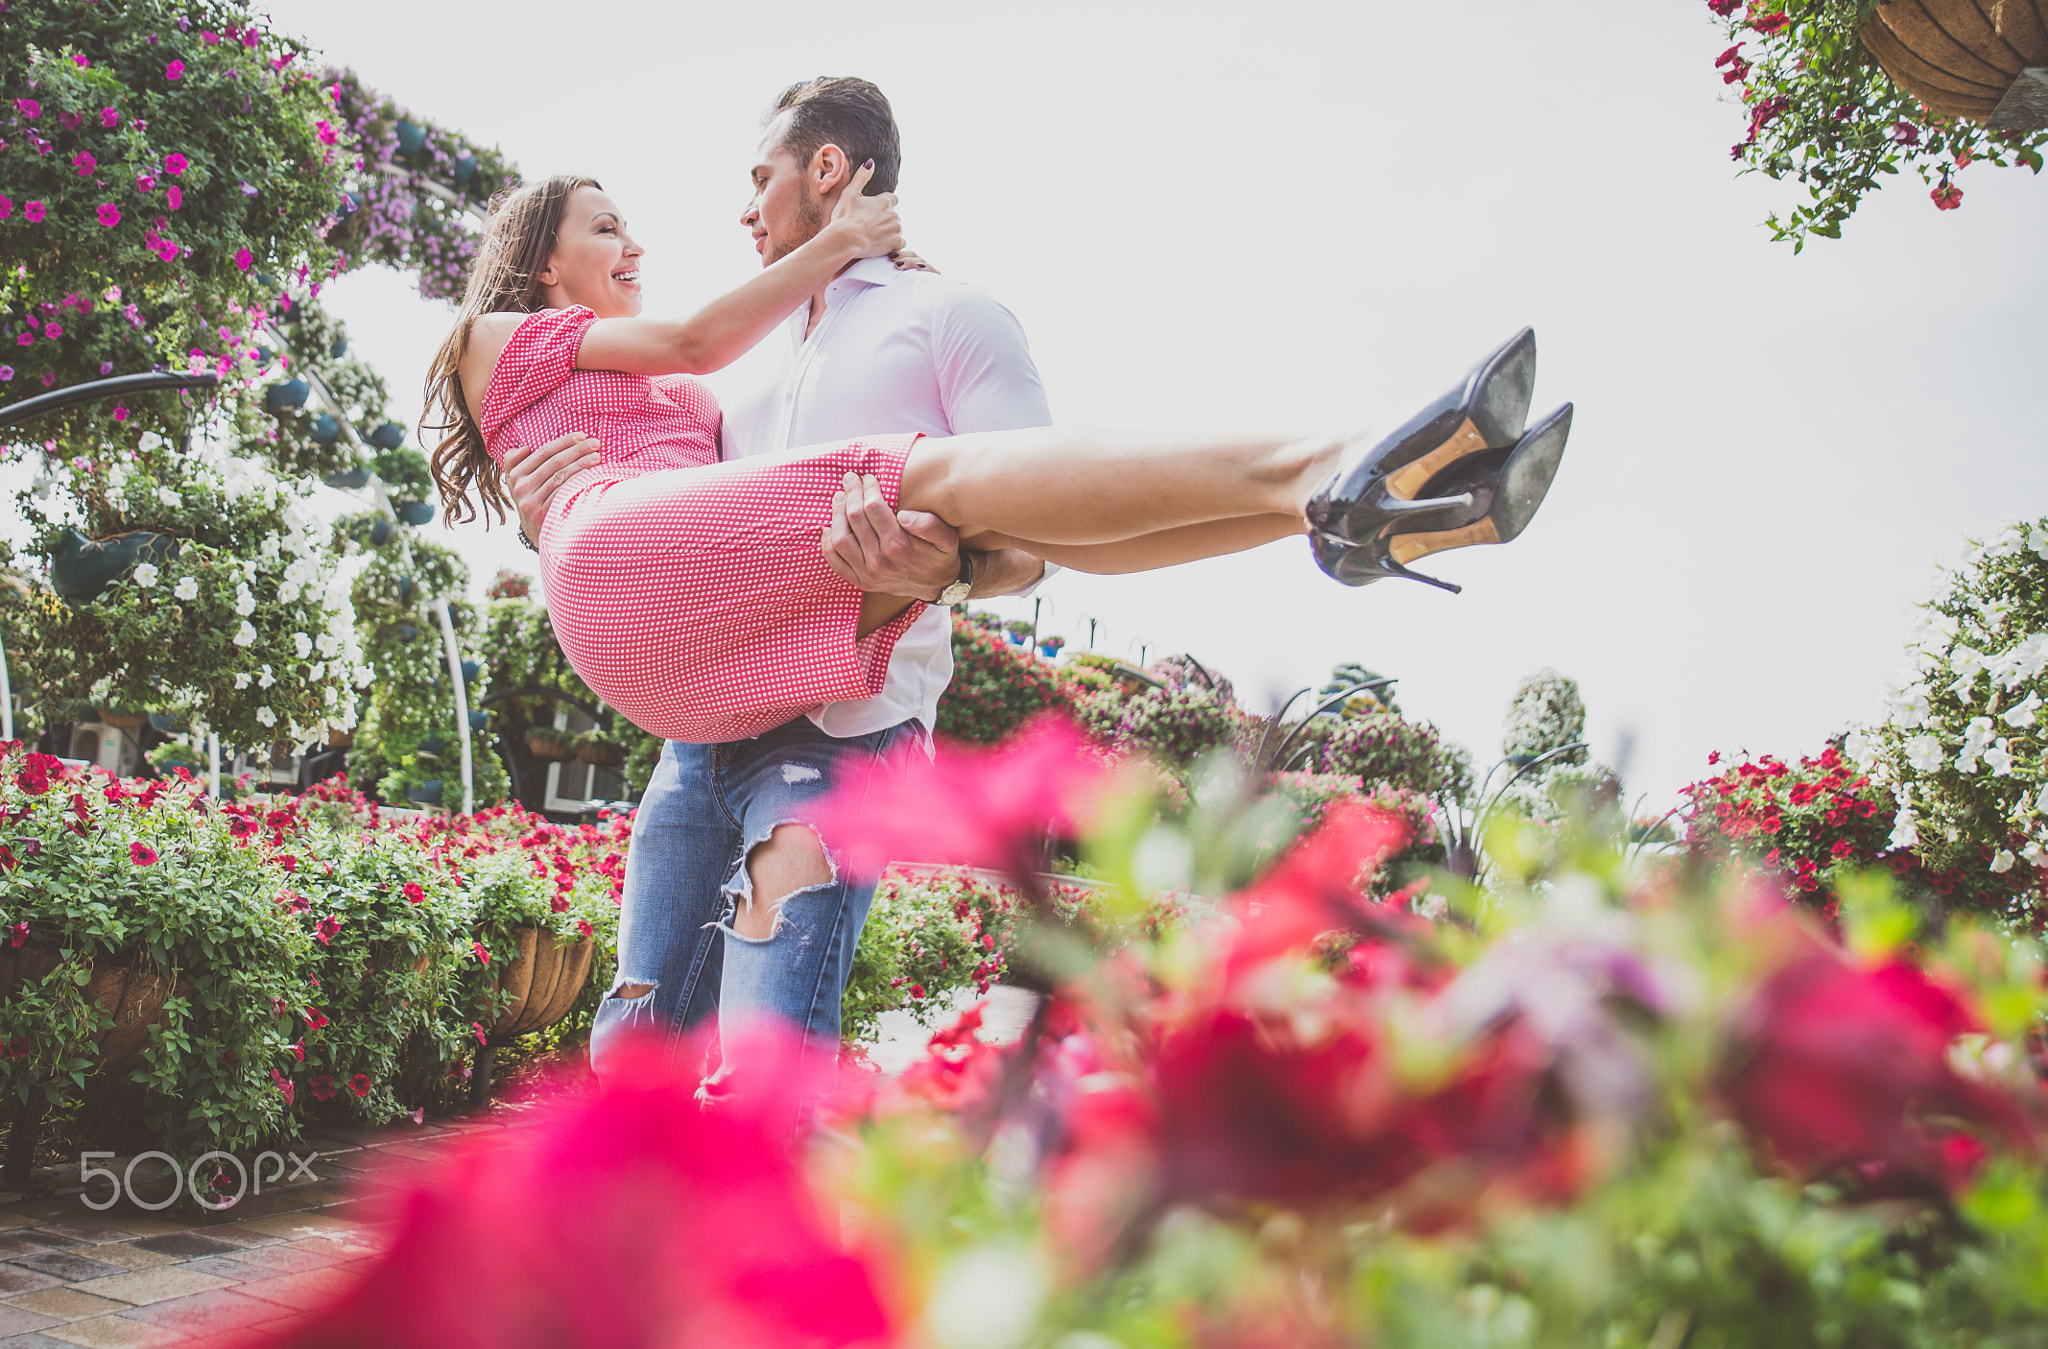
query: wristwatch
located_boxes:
[936,551,975,606]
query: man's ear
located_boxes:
[811,142,852,197]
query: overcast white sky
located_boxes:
[252,0,2045,810]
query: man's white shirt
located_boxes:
[718,255,1053,739]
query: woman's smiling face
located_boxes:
[539,186,644,318]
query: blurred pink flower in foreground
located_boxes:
[229,1030,896,1349]
[814,714,1118,883]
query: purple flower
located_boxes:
[13,99,38,119]
[0,367,11,382]
[99,362,111,374]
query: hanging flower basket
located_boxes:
[526,730,576,761]
[484,927,595,1040]
[574,733,626,768]
[49,528,179,608]
[0,944,188,1073]
[327,727,354,749]
[1861,0,2048,121]
[394,501,437,527]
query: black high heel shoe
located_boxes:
[1311,403,1573,592]
[1305,327,1538,545]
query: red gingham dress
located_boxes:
[480,306,925,743]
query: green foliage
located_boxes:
[844,870,1016,1047]
[1307,708,1467,797]
[1706,0,2047,248]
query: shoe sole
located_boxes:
[1387,403,1571,565]
[1378,327,1537,501]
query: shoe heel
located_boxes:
[1379,553,1463,595]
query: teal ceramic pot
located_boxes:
[395,501,436,527]
[263,378,309,414]
[368,421,406,450]
[50,529,181,607]
[405,780,445,805]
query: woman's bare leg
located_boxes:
[897,429,1342,546]
[980,514,1304,575]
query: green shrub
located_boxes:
[935,614,1072,745]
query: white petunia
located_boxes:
[234,672,252,690]
[1844,729,1876,766]
[131,562,159,589]
[2003,692,2041,729]
[172,576,199,601]
[233,584,256,617]
[155,487,182,509]
[1886,686,1932,729]
[258,663,276,690]
[232,620,257,647]
[1985,740,2015,777]
[2025,841,2047,867]
[1990,848,2016,874]
[291,632,312,660]
[2031,523,2048,560]
[1905,734,1946,774]
[255,706,277,728]
[1888,809,1920,851]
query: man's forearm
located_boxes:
[968,548,1047,599]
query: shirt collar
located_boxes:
[842,255,903,288]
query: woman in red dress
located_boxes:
[423,173,1571,744]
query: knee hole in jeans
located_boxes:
[734,822,835,941]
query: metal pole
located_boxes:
[432,597,474,816]
[207,731,221,798]
[0,639,12,743]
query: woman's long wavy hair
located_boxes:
[422,174,601,525]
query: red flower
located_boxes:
[348,1073,372,1097]
[14,752,60,795]
[577,919,594,937]
[1932,183,1963,211]
[310,1074,336,1102]
[304,1006,330,1030]
[0,847,14,874]
[1707,0,1741,13]
[129,842,158,866]
[291,1038,306,1064]
[472,942,490,965]
[812,715,1118,883]
[6,922,28,949]
[1750,11,1790,34]
[314,915,341,945]
[402,881,425,905]
[472,1021,488,1046]
[268,1030,893,1349]
[271,1069,295,1106]
[277,854,298,873]
[1892,120,1922,146]
[1720,946,2032,1194]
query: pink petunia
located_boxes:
[42,323,60,339]
[315,119,337,146]
[315,915,341,944]
[129,842,159,866]
[135,173,156,192]
[303,1005,330,1030]
[472,1021,488,1046]
[96,203,119,228]
[0,196,9,220]
[13,100,38,120]
[73,150,97,176]
[166,59,186,80]
[72,54,91,67]
[112,406,128,421]
[201,30,219,45]
[164,152,188,176]
[166,185,182,210]
[235,246,253,271]
[101,107,120,129]
[472,942,490,965]
[5,922,28,949]
[24,201,45,224]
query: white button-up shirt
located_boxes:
[719,256,1053,739]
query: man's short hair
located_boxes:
[767,77,902,195]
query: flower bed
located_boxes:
[0,749,622,1166]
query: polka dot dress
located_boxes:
[480,306,925,744]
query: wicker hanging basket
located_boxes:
[1861,0,2048,120]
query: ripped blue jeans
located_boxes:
[588,716,918,1094]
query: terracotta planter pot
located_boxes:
[575,742,625,768]
[526,732,575,762]
[327,728,353,749]
[486,928,595,1040]
[0,944,188,1073]
[1862,0,2048,120]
